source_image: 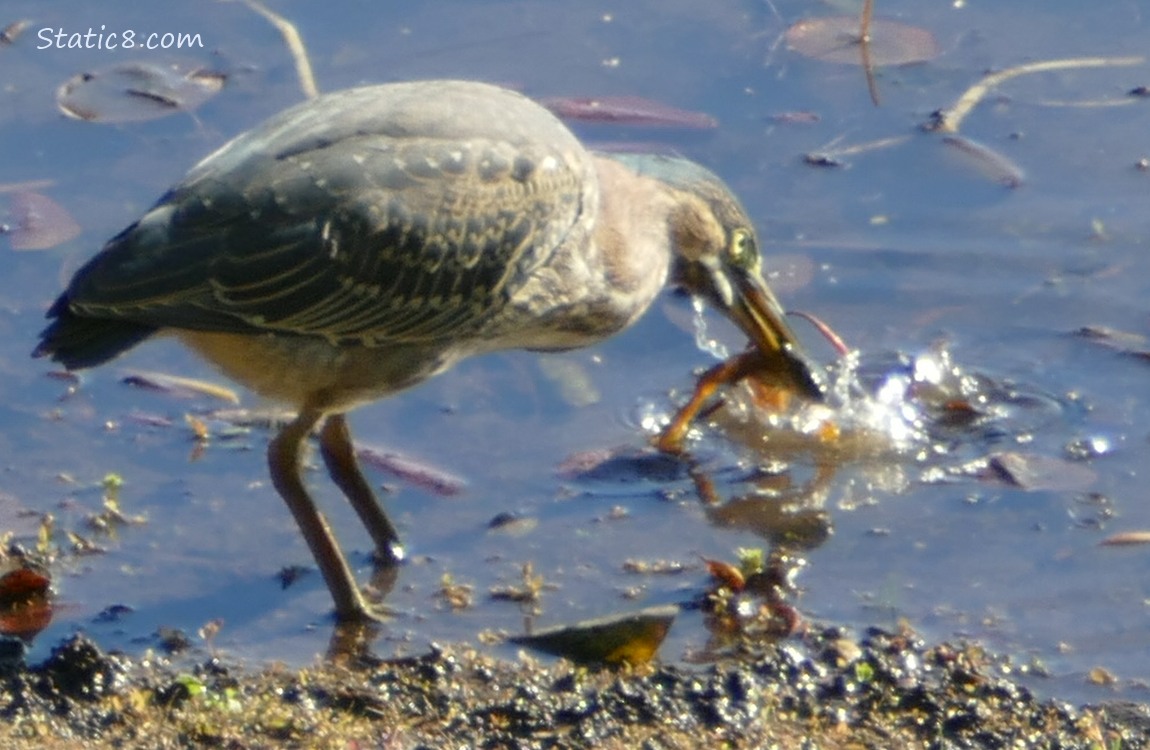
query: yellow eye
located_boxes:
[729,228,758,269]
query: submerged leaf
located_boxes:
[356,445,467,497]
[985,452,1095,492]
[538,358,600,407]
[786,16,938,66]
[558,446,687,483]
[6,192,81,250]
[540,96,718,129]
[941,135,1025,188]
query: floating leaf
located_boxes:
[6,192,81,250]
[57,62,225,123]
[509,605,677,665]
[539,96,718,129]
[785,16,938,66]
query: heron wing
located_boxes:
[60,84,591,346]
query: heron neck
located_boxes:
[588,154,677,315]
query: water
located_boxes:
[1,0,1149,705]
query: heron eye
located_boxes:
[728,228,758,269]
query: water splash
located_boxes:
[789,341,1059,459]
[691,296,729,361]
[734,341,1033,460]
[682,297,932,454]
[827,349,928,451]
[680,302,1057,461]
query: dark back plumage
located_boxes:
[36,81,594,367]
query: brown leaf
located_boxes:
[0,566,53,639]
[508,605,678,666]
[0,568,49,602]
[702,557,745,592]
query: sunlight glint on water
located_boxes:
[691,295,730,361]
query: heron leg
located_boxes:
[268,409,380,622]
[318,414,404,565]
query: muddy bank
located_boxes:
[0,624,1145,749]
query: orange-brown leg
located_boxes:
[655,349,769,454]
[318,414,404,565]
[268,409,380,622]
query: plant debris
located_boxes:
[0,628,1143,748]
[56,62,225,123]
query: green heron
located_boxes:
[34,80,822,622]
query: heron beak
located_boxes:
[728,269,825,401]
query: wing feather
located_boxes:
[55,81,594,347]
